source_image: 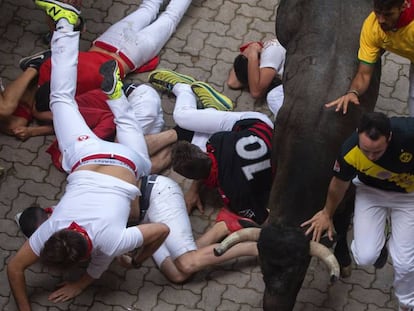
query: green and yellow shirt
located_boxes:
[334,118,414,192]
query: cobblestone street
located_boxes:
[0,0,409,310]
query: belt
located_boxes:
[139,174,158,221]
[93,40,135,71]
[71,153,137,175]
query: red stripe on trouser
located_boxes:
[71,153,137,175]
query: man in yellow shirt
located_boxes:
[326,0,414,115]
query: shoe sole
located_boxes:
[148,69,195,92]
[35,0,80,24]
[19,49,51,71]
[191,81,234,111]
[35,0,81,14]
[99,60,118,95]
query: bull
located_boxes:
[216,0,382,310]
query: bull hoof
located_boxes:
[340,265,352,278]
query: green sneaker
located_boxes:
[148,69,195,93]
[99,60,123,100]
[35,0,81,26]
[191,81,234,111]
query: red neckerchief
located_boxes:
[203,145,230,206]
[67,221,93,259]
[396,0,414,28]
[203,147,219,189]
[44,207,54,214]
[239,41,263,52]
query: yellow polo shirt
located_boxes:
[358,11,414,64]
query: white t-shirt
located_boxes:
[260,38,286,76]
[30,170,143,279]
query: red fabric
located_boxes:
[46,90,116,171]
[67,221,93,259]
[133,55,159,73]
[204,146,230,206]
[38,52,125,96]
[12,102,33,122]
[215,207,259,233]
[396,0,414,28]
[239,41,263,52]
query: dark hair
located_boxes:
[171,141,212,180]
[19,205,48,238]
[357,112,391,140]
[233,54,249,86]
[373,0,405,11]
[40,229,88,269]
[35,82,51,112]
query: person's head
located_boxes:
[233,54,249,86]
[40,229,89,269]
[18,205,49,238]
[357,112,392,161]
[171,141,212,180]
[373,0,408,31]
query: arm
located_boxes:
[7,241,40,311]
[47,273,94,303]
[325,62,375,114]
[244,43,277,99]
[301,176,351,242]
[13,125,54,141]
[185,180,204,214]
[130,223,170,266]
[0,68,38,118]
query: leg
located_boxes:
[126,84,164,135]
[388,191,414,308]
[408,63,414,117]
[195,222,229,248]
[175,241,258,276]
[266,84,284,118]
[350,180,388,265]
[173,83,273,134]
[100,61,151,170]
[95,0,191,70]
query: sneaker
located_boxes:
[148,69,195,93]
[19,49,51,71]
[191,81,234,111]
[215,207,260,233]
[34,0,81,25]
[100,60,123,100]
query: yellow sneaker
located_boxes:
[191,81,234,111]
[99,60,123,100]
[35,0,81,26]
[148,69,195,93]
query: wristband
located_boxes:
[346,89,360,97]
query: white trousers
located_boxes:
[266,84,284,118]
[141,175,197,267]
[50,31,151,177]
[128,84,164,134]
[350,178,414,307]
[408,63,414,117]
[172,84,274,151]
[94,0,191,70]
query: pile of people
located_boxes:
[3,0,414,311]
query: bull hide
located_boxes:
[259,0,381,310]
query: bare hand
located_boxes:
[242,42,262,57]
[325,93,359,114]
[48,282,83,303]
[13,126,31,141]
[184,190,204,215]
[300,210,334,242]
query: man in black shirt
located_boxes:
[302,112,414,311]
